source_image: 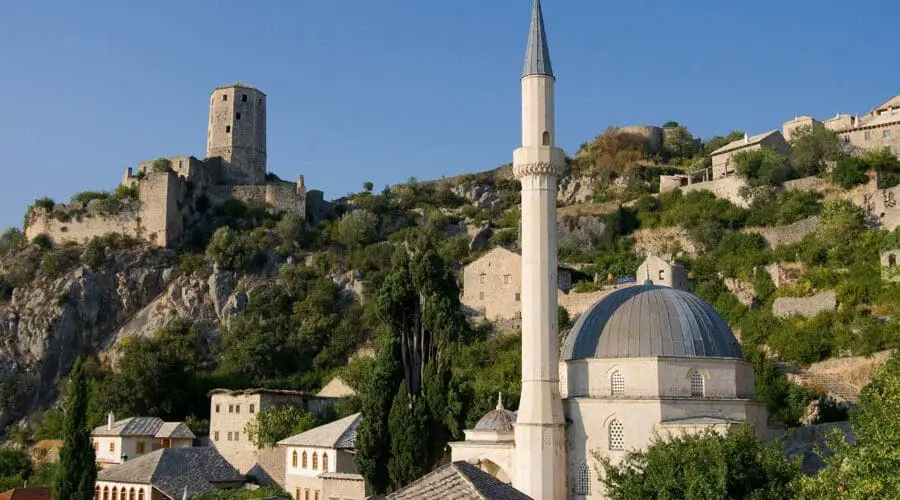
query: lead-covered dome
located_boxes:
[473,394,516,432]
[562,284,741,361]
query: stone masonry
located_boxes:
[772,290,837,318]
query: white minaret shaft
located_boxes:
[513,1,567,499]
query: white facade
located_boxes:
[94,481,152,500]
[636,255,689,290]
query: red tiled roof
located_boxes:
[0,486,52,500]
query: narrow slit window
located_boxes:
[236,112,241,120]
[226,126,231,133]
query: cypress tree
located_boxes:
[53,357,97,500]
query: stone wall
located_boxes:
[744,216,820,248]
[209,180,306,218]
[772,290,836,318]
[558,288,617,318]
[25,204,142,245]
[679,176,749,207]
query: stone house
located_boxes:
[95,447,243,500]
[208,388,336,483]
[708,130,792,179]
[29,439,61,466]
[636,254,689,290]
[783,95,900,156]
[277,413,366,500]
[783,116,824,142]
[881,249,900,282]
[91,413,194,468]
[461,247,579,321]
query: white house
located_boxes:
[92,413,194,468]
[277,413,366,500]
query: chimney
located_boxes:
[743,133,749,145]
[107,412,115,430]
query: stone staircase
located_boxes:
[774,361,860,404]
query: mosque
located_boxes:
[447,1,770,498]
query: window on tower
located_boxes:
[236,112,241,120]
[242,94,248,102]
[226,126,231,133]
[542,131,550,146]
[223,95,228,102]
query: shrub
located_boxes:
[336,210,380,248]
[70,191,110,204]
[40,246,80,279]
[150,158,173,173]
[489,228,518,248]
[0,228,25,257]
[831,156,869,189]
[31,234,52,251]
[82,238,106,269]
[733,148,795,187]
[178,252,207,277]
[206,227,263,272]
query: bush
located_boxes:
[831,156,869,189]
[178,252,207,277]
[0,228,25,257]
[335,210,380,248]
[150,158,173,173]
[489,228,518,248]
[733,148,795,187]
[40,246,80,278]
[70,191,110,204]
[206,227,263,272]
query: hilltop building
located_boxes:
[387,2,774,499]
[25,83,309,247]
[708,130,792,180]
[783,95,900,155]
[91,413,195,468]
[277,413,367,500]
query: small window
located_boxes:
[292,450,298,467]
[611,371,625,396]
[609,420,625,450]
[322,452,329,471]
[234,432,239,441]
[885,130,892,139]
[865,130,872,140]
[250,404,255,413]
[658,270,665,281]
[215,404,220,413]
[227,432,232,441]
[242,94,248,102]
[479,292,485,300]
[109,441,115,453]
[236,405,240,414]
[691,370,705,397]
[503,274,511,285]
[225,126,231,134]
[228,405,233,413]
[515,293,521,301]
[236,112,241,120]
[575,461,591,495]
[542,131,550,146]
[312,451,318,470]
[302,451,308,468]
[479,274,486,285]
[223,95,228,102]
[213,431,219,441]
[136,442,145,454]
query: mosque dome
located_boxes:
[473,394,517,432]
[562,284,741,361]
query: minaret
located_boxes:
[513,1,567,499]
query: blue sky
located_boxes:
[1,1,899,230]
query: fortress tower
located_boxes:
[207,83,267,185]
[513,1,567,499]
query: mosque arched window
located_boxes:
[610,371,625,396]
[301,451,308,469]
[322,452,329,472]
[542,131,551,146]
[608,419,625,450]
[312,451,318,470]
[690,370,705,397]
[292,450,298,468]
[575,461,591,495]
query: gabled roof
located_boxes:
[522,0,553,78]
[92,417,195,439]
[155,422,196,439]
[873,94,900,112]
[277,413,361,449]
[97,447,242,499]
[709,130,781,156]
[207,388,317,398]
[316,377,357,398]
[386,461,531,500]
[0,487,51,500]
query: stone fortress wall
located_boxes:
[772,290,837,319]
[26,83,307,248]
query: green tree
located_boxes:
[733,149,794,187]
[831,156,869,189]
[336,209,380,248]
[597,425,800,499]
[206,226,263,272]
[702,131,745,156]
[799,351,900,498]
[0,448,31,480]
[245,405,318,448]
[363,181,374,193]
[0,228,25,257]
[662,125,698,161]
[816,199,866,247]
[387,382,429,488]
[150,158,173,173]
[790,125,843,176]
[53,358,97,500]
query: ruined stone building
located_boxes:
[25,83,310,247]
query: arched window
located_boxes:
[610,371,625,396]
[95,486,100,500]
[322,452,329,472]
[130,488,136,500]
[542,131,551,146]
[609,419,625,450]
[691,370,705,397]
[312,451,318,470]
[111,487,118,500]
[103,486,109,500]
[292,450,298,468]
[890,253,897,267]
[138,490,145,500]
[575,461,591,495]
[301,451,308,469]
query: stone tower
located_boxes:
[513,1,567,499]
[207,83,267,185]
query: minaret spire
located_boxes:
[513,1,567,498]
[523,0,554,78]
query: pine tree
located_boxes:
[53,357,97,500]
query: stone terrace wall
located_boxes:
[681,176,749,207]
[744,216,820,248]
[209,182,306,217]
[558,283,638,318]
[25,205,142,244]
[773,290,836,318]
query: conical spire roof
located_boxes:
[522,0,554,78]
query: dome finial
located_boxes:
[496,392,504,410]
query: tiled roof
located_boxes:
[155,422,196,439]
[0,487,51,500]
[316,377,357,398]
[318,472,365,481]
[709,130,780,156]
[661,416,743,425]
[386,462,531,500]
[93,417,164,437]
[207,388,316,398]
[97,447,242,499]
[277,413,361,449]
